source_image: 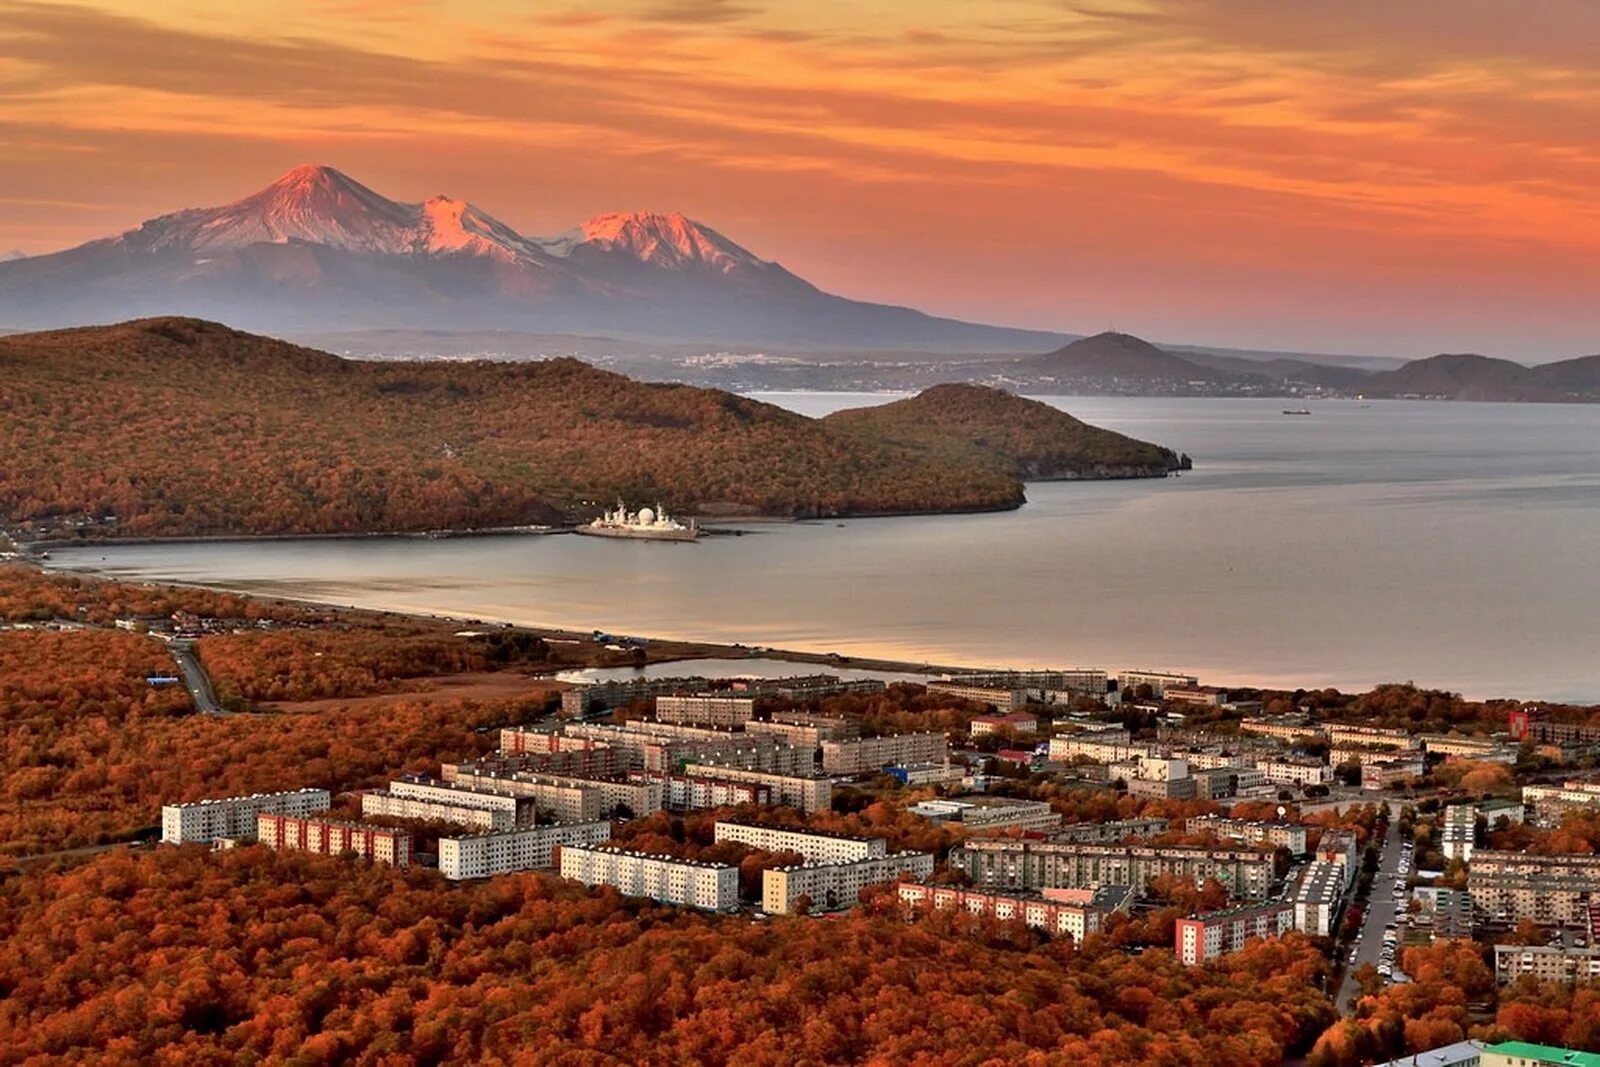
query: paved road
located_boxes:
[1337,803,1407,1012]
[169,639,228,715]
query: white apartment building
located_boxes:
[713,822,885,863]
[1049,735,1152,764]
[683,763,833,812]
[1523,781,1600,828]
[161,787,331,844]
[654,694,757,727]
[1239,717,1325,742]
[438,821,612,880]
[1118,670,1199,698]
[820,732,949,775]
[1325,724,1416,750]
[897,883,1109,942]
[1493,944,1600,986]
[1253,757,1332,786]
[1187,814,1309,854]
[1290,861,1346,936]
[360,790,508,832]
[763,852,935,915]
[559,845,739,911]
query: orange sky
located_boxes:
[3,0,1600,357]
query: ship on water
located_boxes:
[575,502,700,542]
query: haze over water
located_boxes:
[49,395,1600,702]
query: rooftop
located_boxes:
[1484,1042,1600,1067]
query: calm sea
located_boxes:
[46,395,1600,702]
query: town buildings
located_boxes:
[762,852,934,914]
[1360,753,1427,790]
[1522,781,1600,829]
[1175,901,1296,964]
[1253,757,1332,787]
[161,787,331,845]
[969,711,1039,736]
[907,796,1061,832]
[1118,670,1199,698]
[438,821,612,880]
[1048,733,1149,764]
[926,681,1028,712]
[1289,861,1346,936]
[1316,829,1361,888]
[949,839,1275,900]
[1508,706,1600,748]
[1325,724,1416,750]
[1420,734,1517,763]
[1443,804,1478,864]
[1469,852,1600,926]
[1492,943,1600,986]
[256,813,412,868]
[897,883,1120,942]
[820,732,948,775]
[1186,814,1309,854]
[680,764,833,813]
[1050,817,1169,843]
[712,822,885,864]
[1240,716,1324,742]
[360,789,509,832]
[654,694,756,727]
[558,845,739,911]
[638,772,773,811]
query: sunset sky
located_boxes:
[3,0,1599,358]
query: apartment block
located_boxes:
[1290,861,1347,936]
[360,790,508,832]
[1420,734,1517,763]
[558,845,738,911]
[1508,706,1600,748]
[1187,814,1309,854]
[1253,757,1332,786]
[969,711,1039,736]
[256,813,412,868]
[654,694,757,727]
[898,883,1112,942]
[1239,716,1325,742]
[1118,670,1199,698]
[1362,754,1427,790]
[161,787,331,845]
[744,714,854,748]
[387,778,536,824]
[820,732,948,775]
[1469,852,1600,926]
[1442,804,1478,864]
[1316,829,1360,888]
[1493,943,1600,986]
[763,852,935,914]
[440,768,602,823]
[1126,775,1197,800]
[1049,734,1151,764]
[926,682,1027,712]
[1522,781,1600,829]
[1051,817,1169,843]
[713,821,885,864]
[939,670,1108,697]
[950,839,1275,901]
[1175,901,1296,964]
[632,772,774,811]
[681,764,833,813]
[1325,724,1417,750]
[437,821,612,880]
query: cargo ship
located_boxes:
[575,502,700,542]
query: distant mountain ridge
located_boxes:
[0,165,1066,351]
[1360,352,1600,401]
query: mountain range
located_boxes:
[0,165,1063,351]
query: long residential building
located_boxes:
[438,821,612,880]
[1253,757,1332,786]
[744,715,855,748]
[256,813,413,868]
[1118,670,1199,698]
[713,822,885,864]
[359,790,509,832]
[949,839,1275,901]
[925,682,1027,712]
[161,787,331,845]
[1325,723,1417,750]
[681,764,833,813]
[1468,852,1600,926]
[820,732,948,775]
[1508,706,1600,748]
[907,796,1061,832]
[440,766,664,820]
[1492,943,1600,986]
[387,777,537,823]
[1049,734,1152,764]
[558,845,739,911]
[897,883,1115,942]
[1239,716,1324,742]
[1290,860,1346,935]
[939,670,1108,696]
[630,771,774,811]
[1522,781,1600,829]
[1420,733,1517,763]
[1051,817,1170,843]
[1186,814,1309,854]
[763,852,934,915]
[1175,901,1296,964]
[654,694,757,727]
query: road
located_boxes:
[1337,803,1407,1012]
[169,639,228,715]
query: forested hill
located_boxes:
[825,383,1189,480]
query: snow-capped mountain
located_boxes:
[0,165,1062,350]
